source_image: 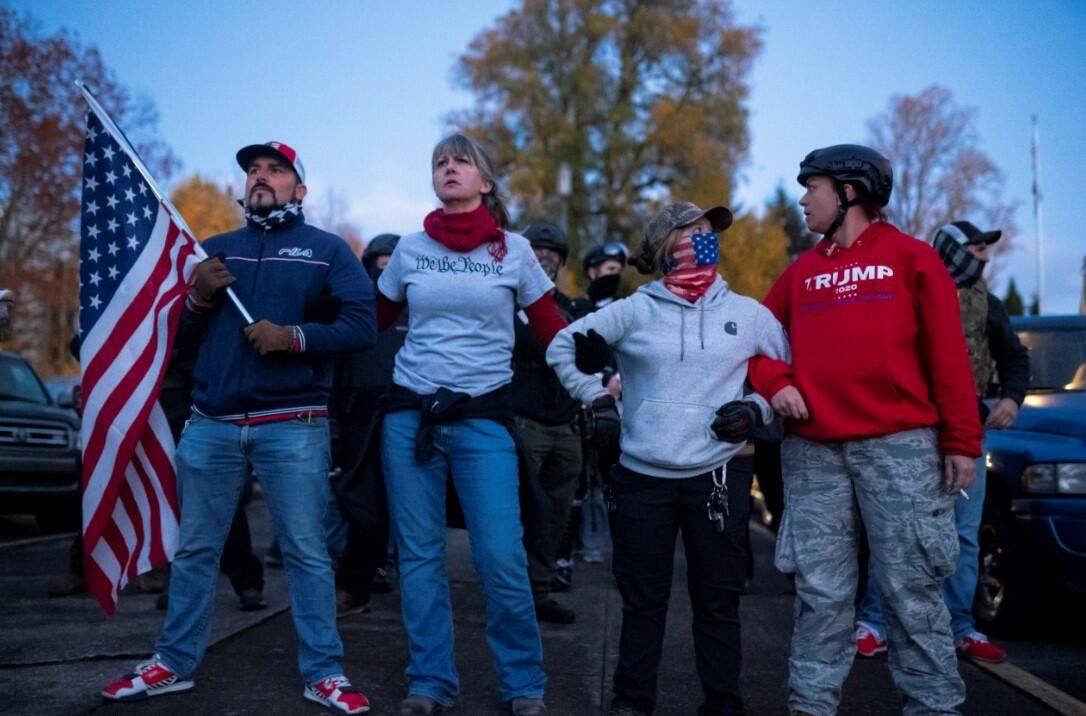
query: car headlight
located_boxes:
[1022,463,1086,494]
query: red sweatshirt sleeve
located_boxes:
[748,270,795,399]
[523,292,567,349]
[915,248,983,457]
[376,291,406,331]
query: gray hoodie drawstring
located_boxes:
[699,302,706,350]
[679,307,686,362]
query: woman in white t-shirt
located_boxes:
[374,134,564,716]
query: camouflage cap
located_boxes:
[629,202,733,274]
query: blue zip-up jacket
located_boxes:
[182,213,376,421]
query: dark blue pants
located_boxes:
[608,457,752,715]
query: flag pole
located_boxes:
[1031,114,1045,315]
[76,81,254,324]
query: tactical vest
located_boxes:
[958,279,994,396]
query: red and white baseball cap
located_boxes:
[236,141,306,183]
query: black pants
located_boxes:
[753,439,783,532]
[336,513,389,600]
[608,457,752,716]
[333,404,389,599]
[517,416,582,596]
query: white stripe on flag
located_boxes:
[81,211,185,518]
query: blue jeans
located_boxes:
[155,414,343,684]
[857,440,987,641]
[381,410,545,705]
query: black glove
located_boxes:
[711,400,762,443]
[574,329,612,374]
[588,394,621,449]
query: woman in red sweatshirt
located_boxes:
[748,145,981,716]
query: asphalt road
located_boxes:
[0,503,1083,715]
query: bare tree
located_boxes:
[0,8,174,374]
[866,85,1017,281]
[308,187,364,258]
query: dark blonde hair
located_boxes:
[431,133,510,229]
[653,229,684,273]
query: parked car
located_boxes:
[976,315,1086,630]
[0,351,82,532]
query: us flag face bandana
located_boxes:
[663,232,719,302]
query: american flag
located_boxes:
[662,232,720,274]
[78,107,198,614]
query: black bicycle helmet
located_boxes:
[523,222,569,262]
[797,144,893,238]
[582,241,629,275]
[362,233,401,271]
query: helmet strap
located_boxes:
[824,181,859,240]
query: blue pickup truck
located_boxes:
[976,315,1086,629]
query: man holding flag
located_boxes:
[95,132,376,713]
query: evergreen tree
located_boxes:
[766,184,815,259]
[1003,278,1024,316]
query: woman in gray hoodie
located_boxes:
[547,202,790,716]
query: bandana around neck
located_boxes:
[423,204,507,262]
[932,227,985,288]
[536,252,561,281]
[662,232,720,302]
[245,202,303,231]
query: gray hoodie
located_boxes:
[546,276,790,478]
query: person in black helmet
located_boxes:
[555,240,629,590]
[330,233,406,616]
[571,242,629,318]
[513,221,582,625]
[748,145,981,716]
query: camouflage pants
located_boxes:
[775,429,964,716]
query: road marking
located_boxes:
[748,521,1085,713]
[0,531,76,551]
[972,659,1086,715]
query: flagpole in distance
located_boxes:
[76,80,254,325]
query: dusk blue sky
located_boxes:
[13,0,1086,313]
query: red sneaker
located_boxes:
[101,656,194,700]
[304,675,371,714]
[956,632,1007,663]
[855,624,887,657]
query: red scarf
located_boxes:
[423,204,507,262]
